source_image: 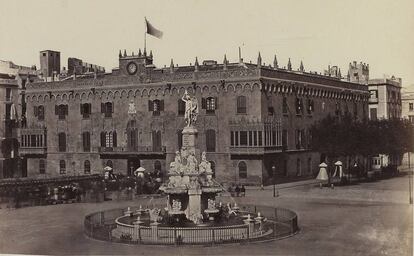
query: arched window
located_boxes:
[209,161,216,178]
[238,161,247,179]
[106,160,113,168]
[59,160,66,174]
[39,159,46,174]
[58,132,66,152]
[205,129,216,152]
[84,160,91,174]
[154,160,161,172]
[237,96,247,114]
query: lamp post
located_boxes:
[272,166,276,197]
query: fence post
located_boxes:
[211,228,215,246]
[174,228,177,246]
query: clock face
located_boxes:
[127,62,137,75]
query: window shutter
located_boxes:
[88,103,92,114]
[80,104,84,114]
[148,100,153,111]
[201,98,206,109]
[64,105,68,115]
[160,100,164,111]
[55,105,59,115]
[111,102,114,113]
[215,97,218,109]
[100,132,106,147]
[101,103,105,113]
[113,131,117,147]
[34,106,38,117]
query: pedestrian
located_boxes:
[235,184,240,197]
[240,185,246,197]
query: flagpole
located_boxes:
[144,17,147,53]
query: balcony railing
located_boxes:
[19,147,47,155]
[97,146,166,155]
[229,145,283,155]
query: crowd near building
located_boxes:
[0,47,406,184]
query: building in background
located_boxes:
[0,74,19,178]
[367,77,402,120]
[401,90,414,123]
[21,49,369,184]
[0,60,39,178]
[347,61,369,84]
[68,57,105,76]
[39,50,60,80]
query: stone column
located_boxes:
[182,126,198,151]
[186,188,202,222]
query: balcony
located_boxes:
[97,146,166,156]
[19,128,47,156]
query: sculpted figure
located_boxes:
[181,90,199,127]
[186,150,198,174]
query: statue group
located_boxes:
[168,151,213,188]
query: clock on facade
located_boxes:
[127,62,138,75]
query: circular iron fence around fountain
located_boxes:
[84,204,299,246]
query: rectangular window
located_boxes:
[81,103,91,119]
[206,97,217,114]
[236,96,247,114]
[178,100,185,116]
[230,131,234,146]
[82,132,91,152]
[235,131,239,146]
[5,88,11,101]
[248,131,253,146]
[282,97,288,114]
[370,108,378,120]
[253,131,258,146]
[409,103,414,111]
[296,98,303,115]
[58,133,66,152]
[55,104,68,120]
[370,90,378,99]
[282,129,288,149]
[240,131,248,146]
[272,130,277,145]
[258,131,262,146]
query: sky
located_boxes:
[0,0,413,89]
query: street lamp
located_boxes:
[272,166,276,197]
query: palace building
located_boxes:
[20,49,370,185]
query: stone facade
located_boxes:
[368,77,402,120]
[21,51,369,185]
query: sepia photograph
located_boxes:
[0,0,413,255]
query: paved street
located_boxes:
[0,175,412,256]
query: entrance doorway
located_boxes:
[127,158,140,176]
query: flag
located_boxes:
[145,18,163,39]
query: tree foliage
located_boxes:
[310,114,414,159]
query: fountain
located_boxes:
[99,90,289,245]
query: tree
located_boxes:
[311,114,414,167]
